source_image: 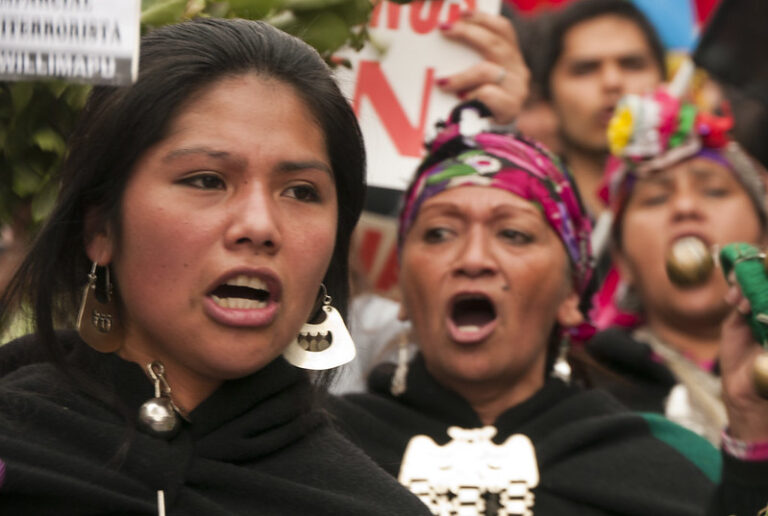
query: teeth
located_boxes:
[225,274,269,292]
[211,295,267,309]
[458,325,480,332]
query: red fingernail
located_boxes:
[460,10,474,18]
[457,90,467,99]
[436,78,449,87]
[439,22,452,30]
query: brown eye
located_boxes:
[285,184,320,203]
[499,229,532,245]
[181,173,225,190]
[424,227,453,243]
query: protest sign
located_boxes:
[1,0,141,85]
[336,0,502,191]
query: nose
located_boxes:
[453,227,497,278]
[670,184,704,222]
[600,62,623,95]
[224,184,282,254]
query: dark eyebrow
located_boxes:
[162,146,246,169]
[276,160,333,176]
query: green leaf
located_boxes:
[30,178,59,222]
[62,84,91,110]
[47,80,69,99]
[141,0,187,26]
[9,83,34,113]
[332,0,371,26]
[281,0,348,12]
[292,11,349,54]
[32,127,66,155]
[227,0,279,18]
[11,162,43,198]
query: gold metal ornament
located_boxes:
[753,351,768,399]
[665,236,715,287]
[76,262,123,353]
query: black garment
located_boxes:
[0,332,431,515]
[327,354,768,516]
[586,326,686,413]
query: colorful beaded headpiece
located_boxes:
[602,87,766,223]
[399,103,594,296]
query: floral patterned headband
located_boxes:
[398,104,594,295]
[602,88,766,222]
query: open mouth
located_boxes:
[209,274,271,309]
[449,294,497,337]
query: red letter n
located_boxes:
[353,60,435,158]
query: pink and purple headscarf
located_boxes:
[398,104,594,296]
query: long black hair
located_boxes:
[1,18,365,365]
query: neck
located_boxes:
[443,374,545,426]
[562,142,608,215]
[118,347,221,413]
[643,314,721,364]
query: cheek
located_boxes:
[398,250,442,322]
[117,197,207,285]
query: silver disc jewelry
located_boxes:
[76,261,123,353]
[138,361,185,439]
[283,291,356,370]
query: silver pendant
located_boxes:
[138,361,183,439]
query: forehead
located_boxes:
[418,186,542,219]
[560,14,654,61]
[639,157,737,185]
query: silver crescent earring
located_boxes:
[283,285,356,370]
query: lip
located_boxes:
[668,231,713,249]
[597,106,616,126]
[445,291,499,344]
[203,268,282,327]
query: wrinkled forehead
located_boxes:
[416,185,542,218]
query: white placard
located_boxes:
[0,0,141,85]
[336,0,502,191]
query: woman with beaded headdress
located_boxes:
[587,84,768,447]
[328,102,768,515]
[0,18,432,515]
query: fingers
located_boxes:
[436,12,530,124]
[440,12,523,66]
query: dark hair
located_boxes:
[2,19,365,363]
[539,0,666,100]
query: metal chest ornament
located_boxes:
[398,426,539,516]
[666,238,768,398]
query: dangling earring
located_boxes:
[390,331,410,396]
[138,361,187,439]
[551,336,572,384]
[76,261,123,353]
[283,285,356,370]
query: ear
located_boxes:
[83,207,114,265]
[556,290,583,328]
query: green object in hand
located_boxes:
[719,242,768,348]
